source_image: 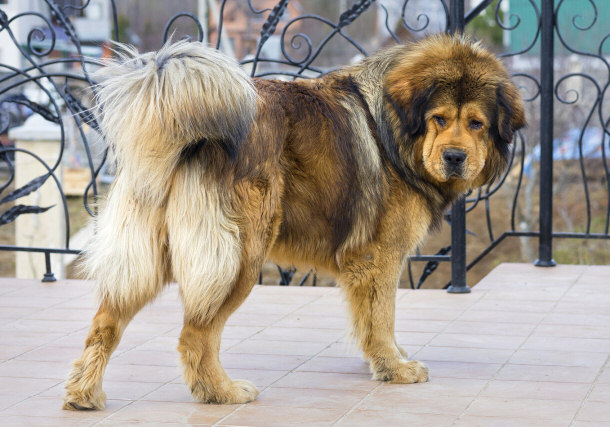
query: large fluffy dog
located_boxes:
[63,34,525,409]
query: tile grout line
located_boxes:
[450,267,588,426]
[568,345,610,425]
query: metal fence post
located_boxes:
[447,0,470,293]
[535,0,557,267]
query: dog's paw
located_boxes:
[192,379,259,404]
[62,388,106,411]
[373,359,429,384]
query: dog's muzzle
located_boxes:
[443,148,466,178]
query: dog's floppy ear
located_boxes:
[492,82,526,147]
[386,84,436,138]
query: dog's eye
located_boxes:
[469,120,483,130]
[433,116,446,127]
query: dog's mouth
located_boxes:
[446,170,464,179]
[443,166,465,180]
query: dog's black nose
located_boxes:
[443,149,467,169]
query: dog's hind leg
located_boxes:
[63,182,169,410]
[168,173,279,404]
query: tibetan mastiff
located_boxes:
[63,34,525,409]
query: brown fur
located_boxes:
[64,34,525,409]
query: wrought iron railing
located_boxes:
[0,0,608,288]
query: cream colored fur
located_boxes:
[83,176,169,310]
[93,40,257,206]
[166,167,241,324]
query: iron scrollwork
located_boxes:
[0,0,608,286]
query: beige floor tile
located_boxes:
[296,356,370,374]
[553,301,610,315]
[225,339,329,356]
[416,346,514,364]
[0,415,101,427]
[474,288,568,301]
[424,361,502,380]
[496,364,600,383]
[358,390,472,415]
[509,349,609,368]
[588,383,610,402]
[40,380,166,402]
[394,331,437,345]
[140,382,195,403]
[480,380,591,401]
[15,346,85,363]
[335,409,456,426]
[0,330,68,347]
[249,326,344,343]
[0,344,37,360]
[521,336,610,353]
[103,363,180,383]
[4,319,89,334]
[222,325,265,340]
[454,415,570,427]
[571,421,610,427]
[394,319,451,332]
[428,333,526,350]
[219,404,345,426]
[252,386,368,410]
[111,349,179,366]
[272,314,347,330]
[23,307,94,322]
[532,324,610,339]
[225,312,287,327]
[395,307,464,321]
[0,360,70,380]
[470,298,557,313]
[543,313,610,327]
[187,368,290,388]
[220,353,309,371]
[0,393,30,412]
[457,309,546,324]
[0,295,71,309]
[576,401,610,422]
[377,377,488,397]
[180,369,280,390]
[272,371,378,391]
[444,321,537,336]
[465,396,581,420]
[598,368,610,384]
[235,302,303,316]
[314,341,362,358]
[2,396,128,420]
[0,306,40,320]
[0,377,61,396]
[106,400,235,424]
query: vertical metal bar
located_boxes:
[449,0,465,33]
[535,0,557,267]
[447,0,470,293]
[448,197,470,292]
[42,251,56,283]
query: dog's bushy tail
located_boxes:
[94,40,257,205]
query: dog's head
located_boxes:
[384,34,526,191]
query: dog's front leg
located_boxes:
[340,250,429,384]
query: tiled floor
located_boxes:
[0,263,609,426]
